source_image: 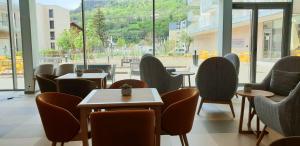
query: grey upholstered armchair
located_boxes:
[252,56,300,144]
[139,55,183,94]
[224,53,240,75]
[224,53,240,98]
[196,57,238,117]
[255,82,300,141]
[249,56,300,102]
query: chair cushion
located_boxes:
[270,70,300,96]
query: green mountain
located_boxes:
[70,0,188,44]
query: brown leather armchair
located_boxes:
[109,79,148,89]
[161,88,200,146]
[270,137,300,146]
[36,74,58,93]
[90,110,155,146]
[57,79,96,99]
[36,92,89,146]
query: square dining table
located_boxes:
[55,73,108,88]
[77,88,164,146]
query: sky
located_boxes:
[37,0,81,10]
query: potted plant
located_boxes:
[121,84,132,96]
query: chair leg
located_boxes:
[229,101,235,118]
[179,135,184,146]
[182,134,189,146]
[52,142,56,146]
[197,98,204,115]
[256,125,267,146]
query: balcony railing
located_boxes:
[189,8,283,34]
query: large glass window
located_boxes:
[290,2,300,56]
[256,9,283,82]
[0,0,13,89]
[36,0,83,66]
[33,0,294,87]
[232,9,251,83]
[0,0,23,90]
[12,0,23,89]
[83,0,153,81]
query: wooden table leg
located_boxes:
[239,96,246,133]
[154,107,161,146]
[182,75,185,88]
[256,115,260,138]
[80,109,90,146]
[103,77,107,88]
[247,103,252,128]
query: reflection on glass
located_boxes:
[232,10,251,83]
[36,0,83,66]
[12,0,24,89]
[0,0,13,89]
[84,0,153,81]
[290,14,300,56]
[256,9,283,82]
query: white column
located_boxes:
[19,0,39,93]
[217,0,232,56]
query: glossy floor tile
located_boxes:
[0,91,283,146]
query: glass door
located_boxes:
[232,9,252,83]
[232,2,292,84]
[256,9,283,82]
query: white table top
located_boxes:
[172,71,195,75]
[78,88,163,108]
[56,73,108,80]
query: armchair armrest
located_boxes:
[246,83,268,90]
[254,96,282,133]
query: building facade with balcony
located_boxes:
[187,0,300,60]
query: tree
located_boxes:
[180,31,193,53]
[117,38,126,48]
[93,8,107,47]
[57,29,77,52]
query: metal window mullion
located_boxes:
[82,0,87,69]
[152,0,155,56]
[7,0,18,89]
[281,3,293,57]
[250,8,258,83]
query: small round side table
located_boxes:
[236,90,274,135]
[171,71,195,87]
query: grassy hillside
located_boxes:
[71,0,187,44]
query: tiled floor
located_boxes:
[0,91,283,146]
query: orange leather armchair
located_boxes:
[161,88,199,146]
[57,79,96,99]
[109,79,148,89]
[90,110,155,146]
[36,92,89,146]
[36,74,58,93]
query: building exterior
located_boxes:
[0,2,9,54]
[186,0,300,60]
[168,20,188,53]
[36,4,70,50]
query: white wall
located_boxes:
[36,4,70,50]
